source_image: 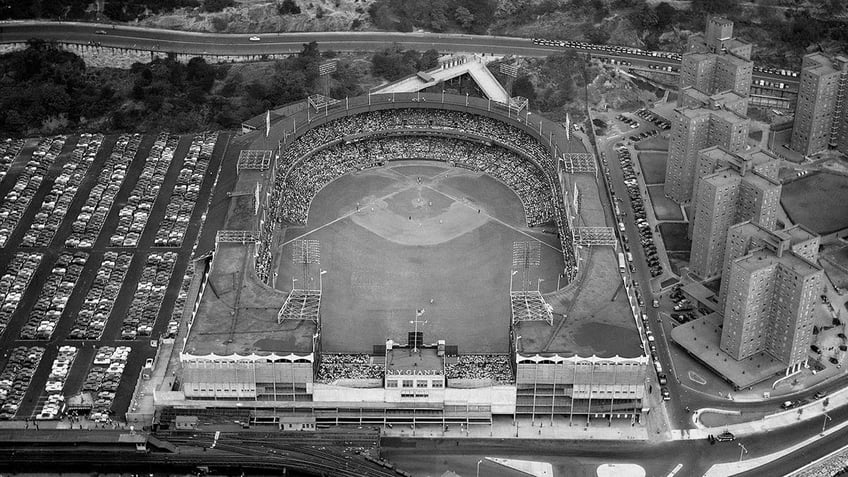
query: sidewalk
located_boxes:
[380,415,650,441]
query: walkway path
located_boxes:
[374,55,510,103]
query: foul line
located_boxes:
[423,185,562,253]
[281,177,412,247]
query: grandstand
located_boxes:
[166,93,646,429]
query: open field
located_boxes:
[636,151,668,185]
[782,172,848,236]
[277,162,563,353]
[659,222,691,252]
[634,137,668,151]
[646,185,683,221]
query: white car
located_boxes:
[249,36,261,42]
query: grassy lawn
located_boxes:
[647,185,683,221]
[782,172,848,235]
[637,151,668,185]
[659,222,691,252]
[634,136,669,151]
[667,251,690,276]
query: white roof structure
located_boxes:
[374,54,510,103]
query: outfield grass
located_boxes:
[646,185,683,221]
[637,151,668,185]
[277,162,562,353]
[782,172,848,235]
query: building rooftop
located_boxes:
[703,170,741,189]
[777,224,818,245]
[385,347,444,375]
[184,242,314,356]
[224,169,266,230]
[735,248,821,277]
[670,313,786,390]
[804,52,848,76]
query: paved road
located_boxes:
[384,401,848,477]
[0,22,798,87]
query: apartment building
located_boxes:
[720,240,823,371]
[689,164,780,279]
[664,96,750,203]
[718,221,820,308]
[790,52,848,156]
[665,17,754,204]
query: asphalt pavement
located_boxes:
[0,131,227,422]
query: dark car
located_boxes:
[658,373,668,385]
[715,431,735,442]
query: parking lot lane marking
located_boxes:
[666,463,683,477]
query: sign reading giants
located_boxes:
[386,369,441,376]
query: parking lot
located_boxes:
[0,132,227,422]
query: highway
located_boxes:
[0,21,799,88]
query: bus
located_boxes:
[618,252,626,272]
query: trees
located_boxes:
[691,0,734,15]
[584,26,610,45]
[419,49,440,71]
[512,75,536,102]
[454,7,475,30]
[278,0,301,15]
[202,0,234,12]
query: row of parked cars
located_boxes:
[22,134,103,247]
[530,38,682,61]
[0,137,66,247]
[66,134,140,248]
[616,146,663,278]
[83,346,131,421]
[0,138,25,183]
[154,132,215,247]
[0,346,45,419]
[20,252,88,340]
[628,129,659,143]
[111,133,179,248]
[616,114,639,129]
[37,346,79,419]
[121,252,178,340]
[69,252,133,340]
[0,253,42,336]
[166,261,195,339]
[635,108,670,130]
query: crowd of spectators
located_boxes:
[316,354,384,383]
[272,108,577,284]
[445,355,514,384]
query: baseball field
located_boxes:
[275,161,563,353]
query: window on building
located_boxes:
[402,379,413,388]
[432,380,443,388]
[387,380,398,388]
[417,380,428,388]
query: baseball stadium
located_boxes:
[156,92,648,431]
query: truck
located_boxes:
[618,252,626,272]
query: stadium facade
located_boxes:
[156,94,648,429]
